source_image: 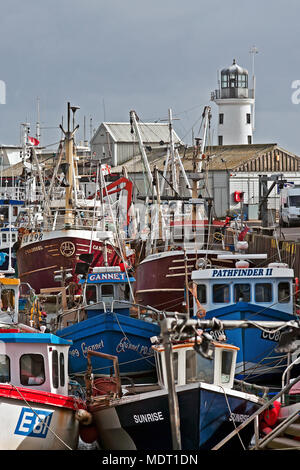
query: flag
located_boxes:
[28,136,40,146]
[101,164,111,176]
[238,225,249,241]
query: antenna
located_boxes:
[36,97,41,142]
[249,45,259,133]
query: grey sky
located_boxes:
[1,0,300,154]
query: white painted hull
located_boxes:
[0,396,79,450]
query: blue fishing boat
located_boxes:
[55,267,160,378]
[191,255,298,382]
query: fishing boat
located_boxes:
[80,317,267,451]
[55,266,160,378]
[0,275,86,450]
[16,102,134,293]
[191,254,300,382]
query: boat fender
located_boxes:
[259,400,281,434]
[79,424,99,444]
[75,409,93,426]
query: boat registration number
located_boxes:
[208,329,227,341]
[260,330,282,342]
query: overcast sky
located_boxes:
[1,0,300,154]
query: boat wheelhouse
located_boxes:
[191,256,298,381]
[85,335,263,450]
[56,266,160,377]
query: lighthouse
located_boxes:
[211,59,255,146]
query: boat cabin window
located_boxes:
[172,352,179,384]
[86,285,97,304]
[221,350,233,384]
[60,353,65,387]
[255,283,272,303]
[0,354,10,382]
[52,350,59,388]
[186,349,214,384]
[20,354,45,386]
[2,234,6,243]
[234,283,251,302]
[197,284,207,303]
[0,289,15,311]
[278,282,290,303]
[212,284,230,303]
[101,284,114,298]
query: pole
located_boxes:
[160,318,182,450]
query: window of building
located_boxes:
[221,73,229,88]
[218,136,223,146]
[20,354,45,386]
[52,350,59,389]
[238,74,248,88]
[234,284,251,302]
[0,354,10,383]
[246,113,251,124]
[278,282,290,303]
[213,284,230,303]
[13,206,18,217]
[219,113,224,124]
[248,135,252,144]
[197,284,207,303]
[255,283,272,303]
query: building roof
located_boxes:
[113,143,300,174]
[91,122,183,145]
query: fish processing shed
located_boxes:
[114,142,300,219]
[90,122,183,167]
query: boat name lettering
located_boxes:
[88,273,126,282]
[133,412,164,424]
[81,340,104,358]
[229,413,250,423]
[69,348,80,358]
[212,268,273,278]
[14,407,53,438]
[116,337,153,356]
[24,245,44,255]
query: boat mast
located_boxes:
[59,102,79,228]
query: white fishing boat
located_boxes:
[0,276,86,450]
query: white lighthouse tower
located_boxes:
[211,59,255,146]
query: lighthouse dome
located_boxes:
[221,59,248,76]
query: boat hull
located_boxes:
[56,312,160,376]
[134,250,235,312]
[0,384,80,450]
[204,302,294,382]
[16,230,121,292]
[91,383,260,450]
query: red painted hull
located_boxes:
[16,230,121,293]
[134,250,235,312]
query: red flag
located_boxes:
[28,136,40,146]
[238,225,249,241]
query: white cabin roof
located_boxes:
[192,266,294,281]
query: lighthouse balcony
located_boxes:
[211,88,254,100]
